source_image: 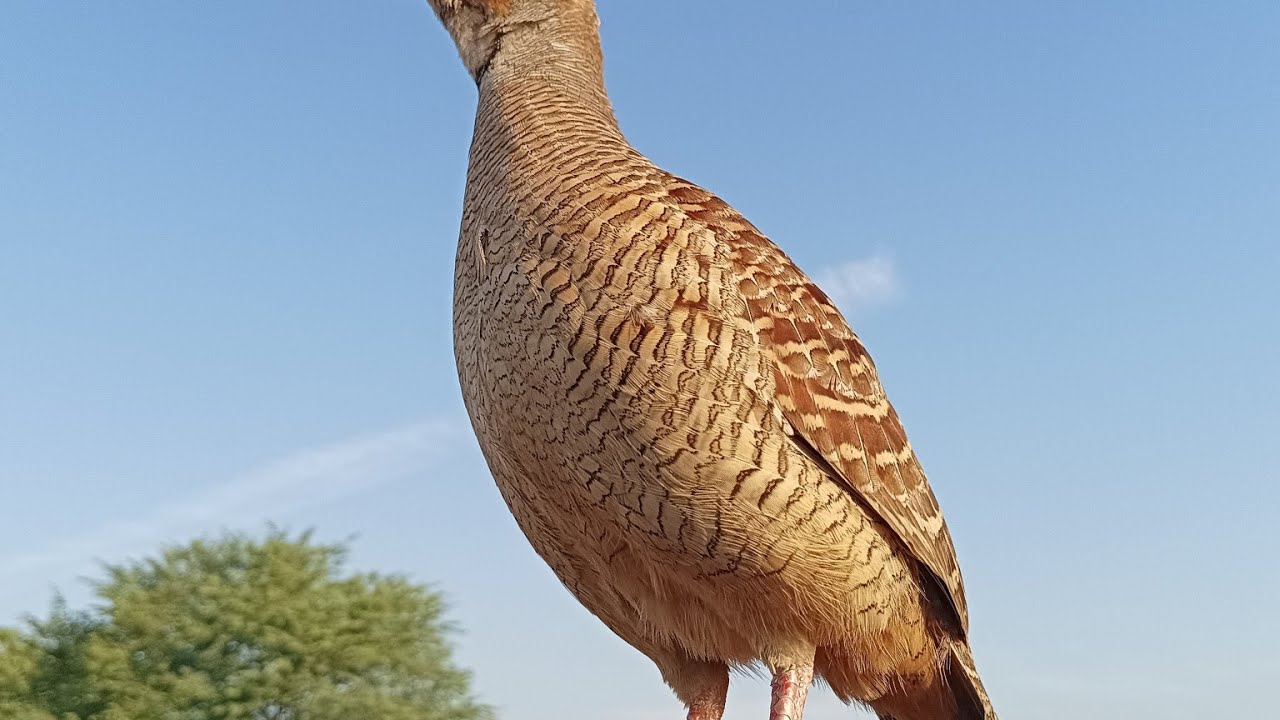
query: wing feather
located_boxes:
[664,177,970,634]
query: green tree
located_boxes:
[0,629,55,720]
[3,530,492,720]
[26,596,106,719]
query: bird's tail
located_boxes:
[944,640,997,720]
[870,641,997,720]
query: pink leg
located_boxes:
[769,665,815,720]
[687,694,727,720]
[684,672,728,720]
[664,658,728,720]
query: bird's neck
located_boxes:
[478,10,619,137]
[468,36,632,205]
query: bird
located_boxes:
[427,1,998,718]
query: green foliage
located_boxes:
[1,531,492,720]
[27,595,106,718]
[0,629,55,720]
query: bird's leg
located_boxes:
[769,664,815,720]
[681,666,728,720]
[664,658,729,720]
[686,686,728,720]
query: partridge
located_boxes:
[428,1,998,718]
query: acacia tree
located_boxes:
[3,531,492,720]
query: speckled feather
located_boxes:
[663,179,969,635]
[429,1,995,717]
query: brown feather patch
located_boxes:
[661,173,972,635]
[476,0,513,15]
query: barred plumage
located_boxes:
[428,2,997,718]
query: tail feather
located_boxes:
[944,641,996,720]
[870,641,997,720]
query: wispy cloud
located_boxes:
[817,254,900,315]
[0,421,463,582]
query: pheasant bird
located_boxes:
[429,1,997,718]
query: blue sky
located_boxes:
[2,1,1277,718]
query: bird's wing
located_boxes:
[664,177,970,634]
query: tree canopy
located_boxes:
[0,531,492,720]
[0,628,55,720]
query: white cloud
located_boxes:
[0,420,463,583]
[817,254,900,314]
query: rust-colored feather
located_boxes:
[664,178,970,633]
